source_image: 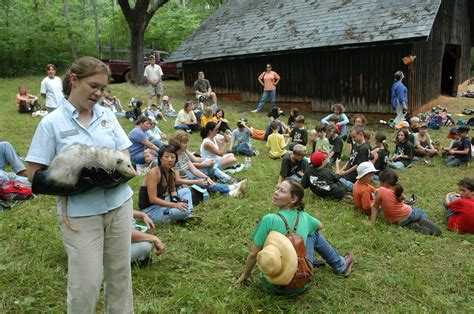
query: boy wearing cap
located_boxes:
[144,55,164,107]
[301,151,349,199]
[160,96,177,118]
[278,144,308,183]
[353,162,378,214]
[230,119,257,156]
[445,126,471,167]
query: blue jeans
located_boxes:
[400,206,428,226]
[174,124,200,132]
[130,241,152,262]
[306,232,346,273]
[233,143,254,156]
[446,195,459,222]
[0,142,26,174]
[151,139,166,149]
[130,151,146,165]
[287,174,303,183]
[445,157,466,167]
[255,90,276,112]
[199,160,232,183]
[141,188,193,223]
[389,161,406,169]
[339,177,354,192]
[184,170,230,195]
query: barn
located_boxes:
[168,0,473,113]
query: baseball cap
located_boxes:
[395,121,410,129]
[310,151,328,167]
[163,95,169,101]
[447,127,458,139]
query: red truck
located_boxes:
[102,49,182,82]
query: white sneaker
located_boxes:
[229,179,247,198]
[251,109,259,113]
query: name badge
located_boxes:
[59,129,80,138]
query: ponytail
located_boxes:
[284,179,306,211]
[375,132,388,150]
[394,182,404,202]
[379,169,405,201]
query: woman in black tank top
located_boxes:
[138,145,194,223]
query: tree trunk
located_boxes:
[63,0,77,60]
[118,0,168,85]
[90,0,101,57]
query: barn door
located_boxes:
[440,44,461,96]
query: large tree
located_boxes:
[118,0,168,84]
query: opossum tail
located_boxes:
[62,196,79,232]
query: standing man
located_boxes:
[144,54,164,108]
[390,70,408,128]
[40,64,63,113]
[193,71,217,109]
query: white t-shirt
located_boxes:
[144,64,163,82]
[40,76,63,109]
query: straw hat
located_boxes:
[256,231,297,285]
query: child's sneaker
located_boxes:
[341,253,354,277]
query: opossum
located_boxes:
[46,143,137,231]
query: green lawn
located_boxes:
[0,77,473,312]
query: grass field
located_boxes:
[0,77,473,313]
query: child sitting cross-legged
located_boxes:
[326,125,344,165]
[288,115,308,151]
[267,120,290,159]
[414,122,438,159]
[389,129,414,169]
[301,151,350,200]
[444,125,471,167]
[370,169,441,236]
[277,144,308,184]
[444,177,474,234]
[230,120,258,156]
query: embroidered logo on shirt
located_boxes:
[100,119,112,128]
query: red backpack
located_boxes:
[0,179,33,201]
[277,212,314,290]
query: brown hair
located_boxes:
[326,125,339,136]
[62,57,110,96]
[379,169,404,201]
[295,115,305,123]
[331,103,345,113]
[46,63,56,71]
[284,179,305,211]
[168,130,189,148]
[315,124,326,133]
[352,114,367,126]
[375,132,389,150]
[458,177,474,192]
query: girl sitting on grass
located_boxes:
[389,129,413,169]
[371,132,389,175]
[370,169,441,236]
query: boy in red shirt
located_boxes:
[444,177,474,233]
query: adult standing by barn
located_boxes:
[144,54,164,108]
[40,64,63,113]
[252,64,281,113]
[390,71,408,128]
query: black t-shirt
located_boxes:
[329,135,343,159]
[373,148,389,173]
[395,140,414,166]
[455,137,472,163]
[301,166,347,199]
[289,128,308,146]
[344,142,371,182]
[279,154,308,178]
[287,116,296,130]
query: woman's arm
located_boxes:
[236,244,261,283]
[370,192,381,225]
[141,139,160,152]
[131,230,166,255]
[204,138,227,157]
[339,114,349,126]
[26,162,47,183]
[145,169,175,208]
[321,114,332,125]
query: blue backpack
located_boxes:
[428,114,443,130]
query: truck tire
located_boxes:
[123,70,132,82]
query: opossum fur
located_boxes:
[47,143,136,186]
[46,143,136,232]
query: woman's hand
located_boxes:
[152,237,166,255]
[236,274,248,284]
[175,202,188,212]
[197,178,208,186]
[143,214,155,232]
[206,178,216,187]
[205,159,216,167]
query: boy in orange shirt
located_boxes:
[353,162,377,215]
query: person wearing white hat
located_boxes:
[353,162,378,215]
[236,179,354,295]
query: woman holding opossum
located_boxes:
[139,145,199,224]
[25,57,134,312]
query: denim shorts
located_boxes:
[400,206,428,226]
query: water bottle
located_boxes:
[245,157,252,169]
[161,209,171,233]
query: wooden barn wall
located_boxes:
[183,43,411,113]
[410,0,472,111]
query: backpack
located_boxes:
[428,114,444,130]
[277,212,313,290]
[0,178,33,201]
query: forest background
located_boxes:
[0,0,221,77]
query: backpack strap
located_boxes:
[277,212,300,234]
